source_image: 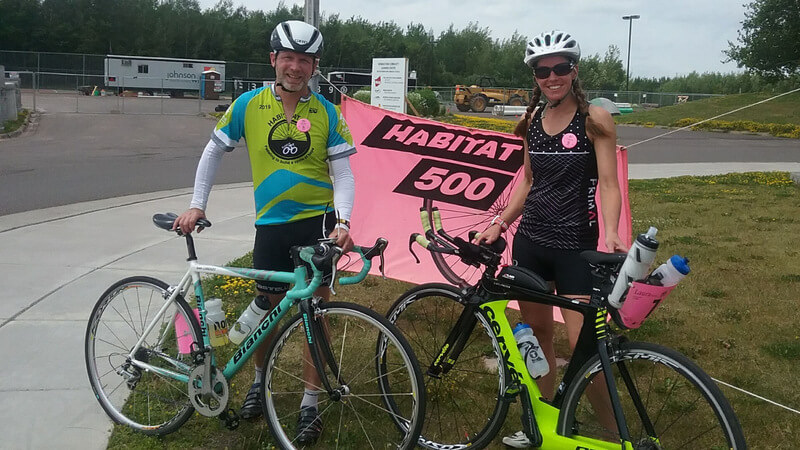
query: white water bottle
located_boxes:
[228,295,271,345]
[649,255,690,287]
[608,226,659,309]
[512,323,549,379]
[205,298,229,347]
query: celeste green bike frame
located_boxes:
[125,240,375,386]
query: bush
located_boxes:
[353,88,371,103]
[415,89,441,116]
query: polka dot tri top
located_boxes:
[517,106,599,250]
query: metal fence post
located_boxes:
[161,77,164,115]
[33,72,37,112]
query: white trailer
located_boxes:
[104,55,226,96]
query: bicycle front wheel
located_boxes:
[262,302,426,449]
[384,283,510,449]
[85,276,201,435]
[558,341,746,449]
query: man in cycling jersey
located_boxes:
[174,20,356,445]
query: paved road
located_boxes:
[0,113,250,215]
[2,96,798,216]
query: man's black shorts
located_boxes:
[512,233,593,296]
[253,212,336,294]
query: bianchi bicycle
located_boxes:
[381,207,745,449]
[85,213,426,449]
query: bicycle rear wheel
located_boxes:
[85,276,201,435]
[262,302,425,449]
[384,283,510,449]
[558,341,746,449]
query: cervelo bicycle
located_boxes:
[85,213,425,449]
[382,207,745,449]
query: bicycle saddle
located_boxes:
[581,250,626,266]
[152,212,212,232]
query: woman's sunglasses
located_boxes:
[533,62,574,79]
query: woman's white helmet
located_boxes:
[524,30,581,68]
[270,20,324,58]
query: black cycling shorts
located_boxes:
[253,212,336,294]
[511,233,593,296]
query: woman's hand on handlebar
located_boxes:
[476,224,503,245]
[329,227,354,253]
[173,208,206,234]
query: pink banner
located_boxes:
[340,96,631,286]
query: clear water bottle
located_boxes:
[648,255,690,287]
[512,323,549,379]
[204,298,229,347]
[228,295,271,345]
[608,226,659,309]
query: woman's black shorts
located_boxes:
[511,233,593,296]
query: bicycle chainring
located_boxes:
[188,365,229,417]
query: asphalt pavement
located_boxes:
[2,104,800,449]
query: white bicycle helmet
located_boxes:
[524,30,581,68]
[270,20,324,58]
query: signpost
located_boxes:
[370,57,409,113]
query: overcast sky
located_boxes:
[198,0,748,78]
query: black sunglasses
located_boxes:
[533,62,574,79]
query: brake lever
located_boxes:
[408,234,421,264]
[328,248,342,295]
[379,249,386,279]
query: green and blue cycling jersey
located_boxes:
[212,85,355,225]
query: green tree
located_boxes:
[725,0,800,77]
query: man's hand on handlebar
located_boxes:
[173,208,207,234]
[329,227,354,253]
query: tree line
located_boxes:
[1,0,797,93]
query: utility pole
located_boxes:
[305,0,320,94]
[622,14,640,92]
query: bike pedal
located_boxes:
[190,342,207,365]
[219,408,240,430]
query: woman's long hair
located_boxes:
[513,77,608,139]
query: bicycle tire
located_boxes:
[261,302,426,450]
[384,283,511,449]
[558,341,747,449]
[85,276,201,435]
[423,173,520,287]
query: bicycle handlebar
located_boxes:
[409,207,505,268]
[298,237,389,291]
[340,237,389,285]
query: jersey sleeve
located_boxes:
[326,105,356,161]
[212,89,258,150]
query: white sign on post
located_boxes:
[370,57,408,113]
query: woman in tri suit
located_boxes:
[477,30,627,447]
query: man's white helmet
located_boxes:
[270,20,324,58]
[524,30,581,68]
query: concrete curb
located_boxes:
[0,110,37,139]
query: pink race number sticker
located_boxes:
[296,118,311,133]
[562,132,578,149]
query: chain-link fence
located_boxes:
[1,50,723,115]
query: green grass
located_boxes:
[2,109,29,133]
[107,172,800,448]
[617,92,800,126]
